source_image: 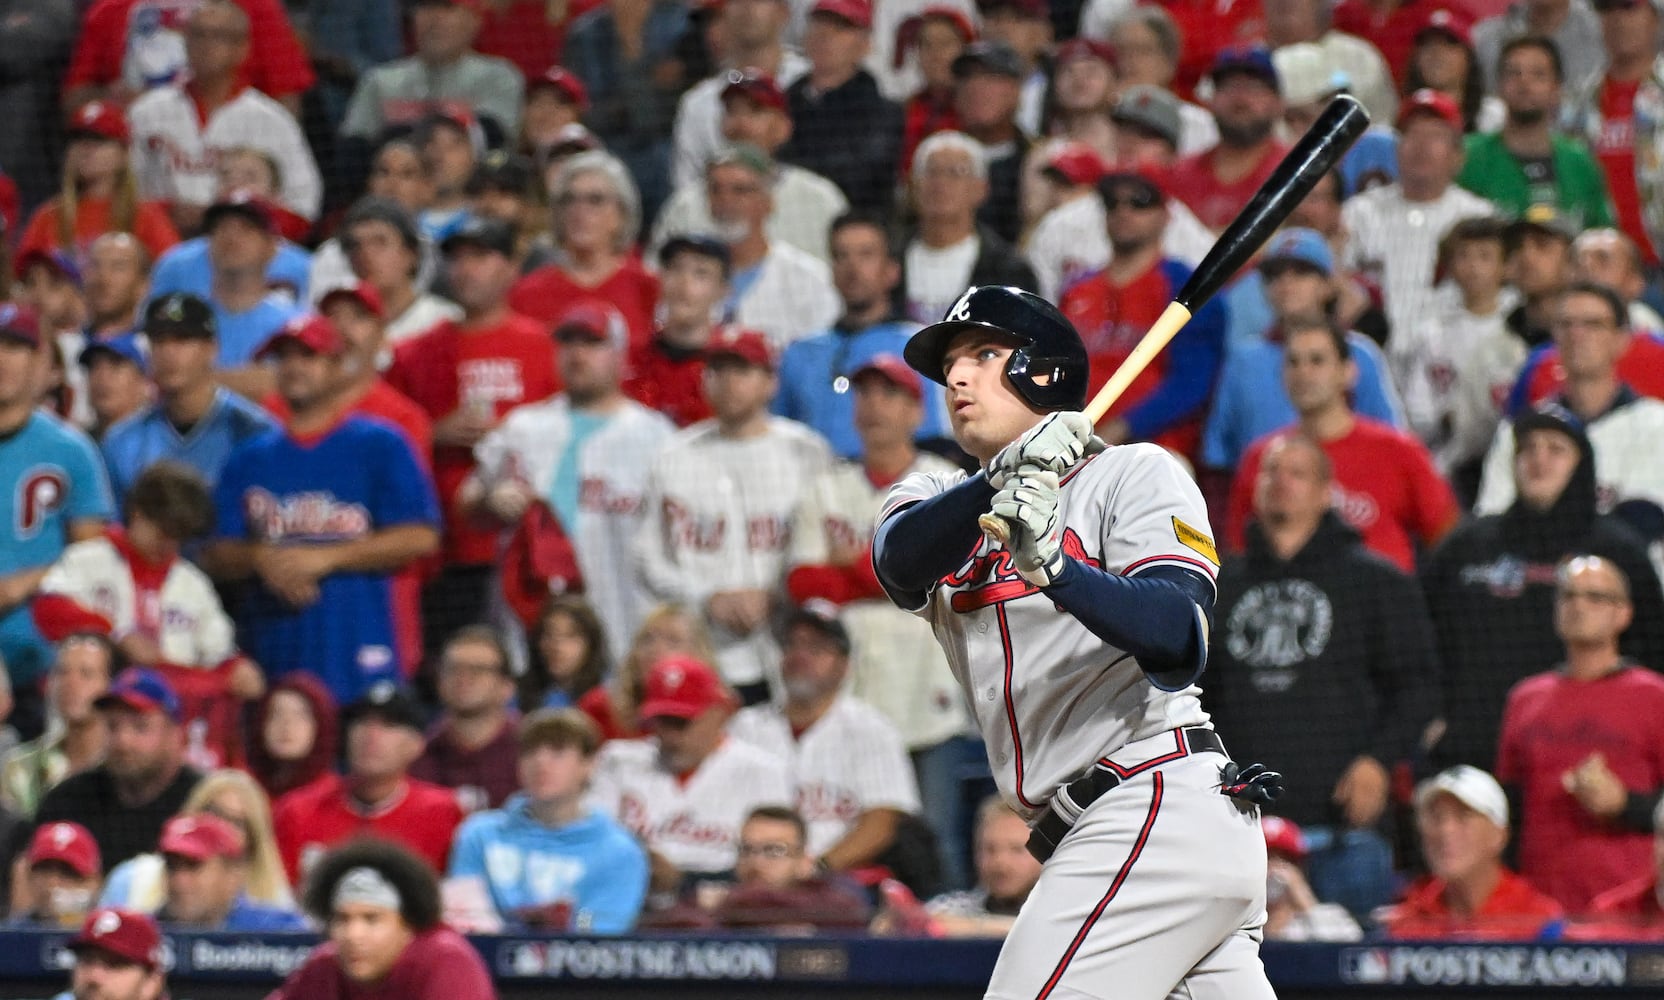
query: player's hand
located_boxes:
[1562,752,1627,819]
[228,658,267,701]
[434,405,495,448]
[987,412,1104,488]
[486,477,534,524]
[1332,755,1390,828]
[989,470,1064,587]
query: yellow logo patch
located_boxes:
[1171,517,1219,565]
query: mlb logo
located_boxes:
[1340,948,1390,984]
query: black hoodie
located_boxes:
[1207,511,1441,829]
[1421,408,1664,770]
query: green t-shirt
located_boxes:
[1457,132,1616,230]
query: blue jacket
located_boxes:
[772,319,951,458]
[448,796,649,933]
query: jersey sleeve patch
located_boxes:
[1171,516,1219,565]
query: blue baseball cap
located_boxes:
[1258,227,1333,277]
[78,335,149,373]
[94,668,182,722]
[1210,45,1279,90]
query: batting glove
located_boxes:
[989,470,1065,587]
[987,412,1104,488]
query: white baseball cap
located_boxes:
[1415,765,1509,827]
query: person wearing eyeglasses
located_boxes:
[712,805,872,931]
[1496,553,1664,913]
[1058,164,1225,459]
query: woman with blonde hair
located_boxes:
[97,769,297,914]
[18,102,177,265]
[507,150,659,348]
[576,604,716,742]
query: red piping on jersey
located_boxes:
[1097,728,1189,776]
[1034,771,1165,1000]
[1059,452,1099,486]
[1122,552,1217,578]
[996,604,1039,811]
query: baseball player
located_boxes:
[872,286,1281,999]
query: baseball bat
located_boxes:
[980,94,1371,545]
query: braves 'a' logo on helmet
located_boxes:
[15,467,69,540]
[946,290,975,323]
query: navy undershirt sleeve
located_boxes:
[872,473,997,605]
[1044,561,1215,691]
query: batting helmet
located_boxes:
[903,285,1090,411]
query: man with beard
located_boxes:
[1422,404,1664,770]
[35,669,200,871]
[1169,47,1289,233]
[1458,37,1614,228]
[1209,434,1439,917]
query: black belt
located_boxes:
[1027,727,1228,864]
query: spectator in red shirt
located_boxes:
[246,674,338,801]
[1228,320,1461,571]
[1569,0,1662,269]
[272,838,496,1000]
[18,103,179,268]
[1334,0,1439,89]
[1497,554,1664,913]
[508,150,660,350]
[272,684,464,886]
[411,625,521,816]
[1169,47,1290,233]
[387,217,559,654]
[1575,798,1664,938]
[1382,765,1564,939]
[623,236,730,428]
[63,0,315,117]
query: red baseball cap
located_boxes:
[1416,6,1475,46]
[67,101,129,145]
[255,314,346,360]
[1044,143,1107,187]
[553,301,630,352]
[811,0,872,28]
[1055,38,1117,69]
[851,353,923,400]
[1398,88,1463,132]
[69,908,164,971]
[896,6,977,62]
[639,655,735,720]
[0,302,43,349]
[319,281,386,320]
[14,248,83,286]
[160,813,247,862]
[722,67,789,114]
[1261,815,1308,860]
[28,822,101,877]
[706,327,776,371]
[531,66,589,110]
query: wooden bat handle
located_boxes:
[979,300,1195,547]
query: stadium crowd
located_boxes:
[0,0,1663,991]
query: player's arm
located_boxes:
[871,474,996,605]
[1047,561,1214,691]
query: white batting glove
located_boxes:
[987,412,1104,488]
[989,470,1065,587]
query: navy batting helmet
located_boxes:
[903,285,1090,411]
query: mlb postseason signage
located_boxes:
[0,930,1662,995]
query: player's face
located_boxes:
[1252,437,1331,527]
[1513,428,1581,511]
[660,253,727,332]
[163,853,243,926]
[779,624,848,704]
[0,338,43,407]
[518,742,593,802]
[1280,329,1354,416]
[1449,239,1505,299]
[1416,794,1507,884]
[703,358,777,424]
[1554,559,1632,647]
[103,708,178,786]
[1262,264,1332,321]
[976,810,1042,903]
[736,817,812,889]
[941,329,1047,465]
[51,639,112,726]
[852,374,923,451]
[329,902,415,984]
[831,224,900,312]
[1551,290,1627,381]
[262,689,318,762]
[650,706,728,773]
[347,718,423,782]
[71,949,163,1000]
[437,640,514,717]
